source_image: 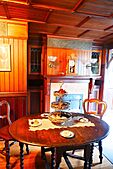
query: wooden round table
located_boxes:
[9,113,109,169]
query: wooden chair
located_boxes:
[83,98,107,163]
[83,98,107,119]
[0,100,29,169]
[63,98,107,168]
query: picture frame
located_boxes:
[0,44,11,71]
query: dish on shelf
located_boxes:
[51,100,70,110]
[60,130,75,138]
[28,119,42,127]
[48,112,71,125]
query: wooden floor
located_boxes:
[0,141,113,169]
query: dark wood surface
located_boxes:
[9,113,109,147]
[9,113,109,169]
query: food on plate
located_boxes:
[79,118,89,123]
[50,114,67,120]
[54,88,67,96]
[29,119,41,127]
[51,100,69,110]
[48,112,69,124]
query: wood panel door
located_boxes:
[27,89,43,115]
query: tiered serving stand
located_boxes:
[51,88,70,112]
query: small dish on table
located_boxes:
[29,119,42,127]
[60,130,75,138]
[79,117,89,123]
[41,113,49,118]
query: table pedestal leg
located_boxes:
[19,142,24,169]
[5,141,10,169]
[99,140,103,163]
[84,144,92,169]
[51,147,62,169]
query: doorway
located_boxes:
[102,58,113,164]
[103,58,113,119]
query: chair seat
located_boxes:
[0,125,13,140]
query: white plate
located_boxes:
[41,113,49,118]
[79,118,89,123]
[29,119,42,127]
[60,130,75,138]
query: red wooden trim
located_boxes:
[44,9,53,22]
[0,92,27,97]
[72,0,85,12]
[76,16,91,27]
[100,33,113,39]
[104,25,113,31]
[77,30,90,37]
[53,26,61,34]
[3,2,10,19]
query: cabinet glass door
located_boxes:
[29,47,41,74]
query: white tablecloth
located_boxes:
[29,118,95,131]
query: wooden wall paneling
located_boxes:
[13,39,19,92]
[54,48,60,74]
[47,47,80,75]
[8,22,28,39]
[4,72,10,91]
[16,97,26,118]
[15,97,21,119]
[58,48,66,75]
[0,38,5,91]
[9,38,14,92]
[0,20,27,93]
[13,96,27,120]
[18,40,24,91]
[0,73,5,91]
[63,49,68,75]
[22,40,27,92]
[0,38,11,92]
[47,47,67,75]
[47,48,103,76]
[47,47,54,75]
[3,38,10,91]
[64,49,70,74]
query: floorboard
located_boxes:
[0,141,113,169]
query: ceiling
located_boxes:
[1,0,113,45]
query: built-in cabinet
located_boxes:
[27,35,46,115]
[27,35,106,113]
